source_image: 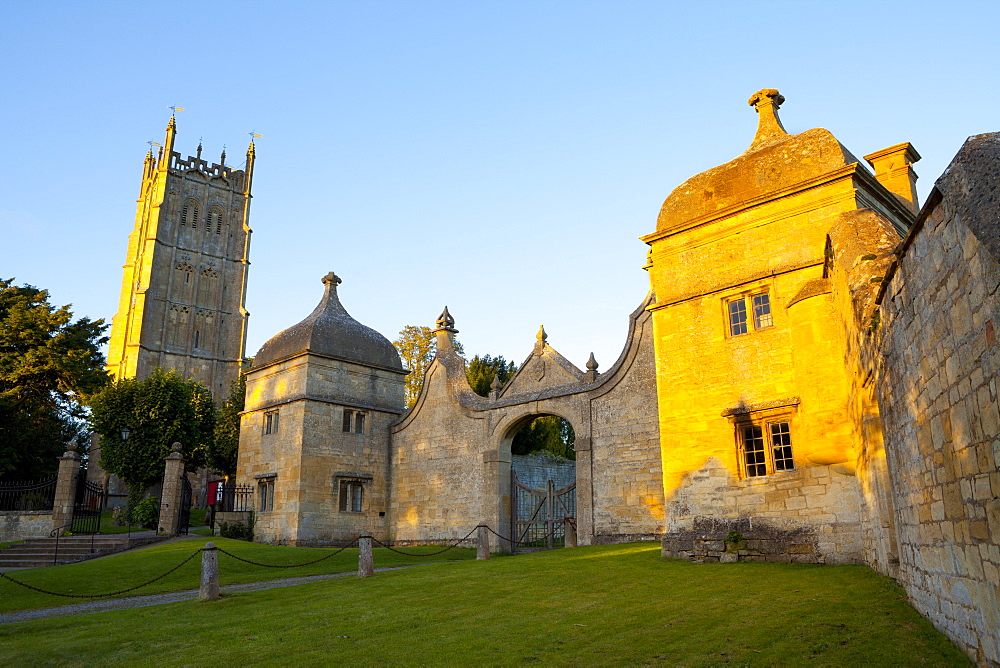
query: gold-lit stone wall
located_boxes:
[643,90,914,563]
[106,118,253,397]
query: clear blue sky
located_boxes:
[2,1,997,370]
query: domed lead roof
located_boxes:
[252,272,403,370]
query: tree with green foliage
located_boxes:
[0,278,109,480]
[88,368,215,508]
[393,325,465,408]
[466,354,517,397]
[210,373,245,476]
[513,415,576,460]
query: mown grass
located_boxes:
[95,507,209,534]
[0,536,474,613]
[0,542,969,666]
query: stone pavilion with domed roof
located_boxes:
[236,271,407,544]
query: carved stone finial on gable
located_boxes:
[436,306,456,331]
[536,325,547,343]
[583,352,600,383]
[747,88,788,150]
[322,271,342,287]
[490,374,502,392]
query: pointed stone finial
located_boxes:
[490,374,501,391]
[747,88,788,150]
[220,146,226,166]
[322,271,342,287]
[196,141,203,159]
[436,306,456,331]
[536,325,547,343]
[586,352,598,372]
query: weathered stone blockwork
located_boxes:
[0,512,53,542]
[866,133,1000,665]
[390,299,665,546]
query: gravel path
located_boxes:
[0,564,427,625]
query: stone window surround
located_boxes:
[724,399,800,480]
[335,473,372,513]
[255,473,275,512]
[724,286,774,338]
[263,410,279,436]
[342,408,366,435]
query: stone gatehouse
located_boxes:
[233,90,1000,663]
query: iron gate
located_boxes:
[71,474,105,534]
[178,475,193,535]
[511,471,576,552]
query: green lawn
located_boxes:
[0,542,969,666]
[0,536,474,613]
[95,507,209,534]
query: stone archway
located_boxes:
[389,296,664,551]
[500,412,577,551]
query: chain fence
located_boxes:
[0,521,574,599]
[0,548,203,599]
[370,526,478,556]
[215,539,359,568]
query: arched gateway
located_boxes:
[389,297,665,550]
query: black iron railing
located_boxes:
[0,476,57,511]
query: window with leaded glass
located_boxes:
[752,293,773,329]
[728,299,748,336]
[741,425,767,476]
[339,480,363,512]
[770,422,794,471]
[737,419,795,477]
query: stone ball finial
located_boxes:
[171,442,183,453]
[748,88,784,109]
[322,271,342,287]
[66,440,78,453]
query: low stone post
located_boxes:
[476,524,490,560]
[564,516,577,548]
[158,443,186,536]
[52,442,82,533]
[358,534,374,578]
[199,542,220,600]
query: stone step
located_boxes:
[0,535,166,568]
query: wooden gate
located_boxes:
[511,471,576,552]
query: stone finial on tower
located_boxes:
[748,88,788,150]
[583,352,599,383]
[161,115,177,169]
[220,147,226,166]
[196,140,203,160]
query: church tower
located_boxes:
[106,116,255,397]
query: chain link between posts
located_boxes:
[0,521,567,598]
[369,526,479,556]
[0,548,203,599]
[214,539,359,568]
